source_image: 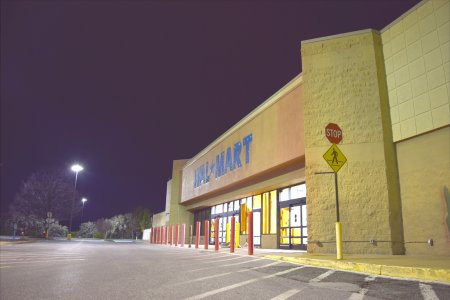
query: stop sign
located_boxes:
[325,123,343,144]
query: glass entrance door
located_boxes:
[289,205,301,247]
[279,184,307,250]
[253,211,261,246]
[279,204,306,249]
[280,207,290,247]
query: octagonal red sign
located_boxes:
[325,123,343,144]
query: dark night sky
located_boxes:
[1,0,421,225]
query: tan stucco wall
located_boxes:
[181,78,305,203]
[168,159,193,226]
[397,126,450,255]
[152,211,166,227]
[184,168,305,211]
[302,30,404,255]
[261,234,277,249]
[382,0,450,142]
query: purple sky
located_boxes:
[1,0,421,225]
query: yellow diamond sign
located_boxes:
[323,144,347,173]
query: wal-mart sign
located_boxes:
[194,133,253,188]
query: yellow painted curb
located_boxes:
[264,255,450,284]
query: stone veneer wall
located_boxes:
[301,30,404,254]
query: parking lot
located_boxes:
[1,240,449,299]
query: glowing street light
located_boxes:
[80,198,88,224]
[71,164,84,173]
[68,163,84,240]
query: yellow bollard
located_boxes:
[67,233,72,240]
[235,222,240,248]
[226,223,230,243]
[336,222,343,260]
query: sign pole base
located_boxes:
[336,222,343,260]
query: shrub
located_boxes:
[48,223,68,237]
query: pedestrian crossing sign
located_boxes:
[323,144,347,173]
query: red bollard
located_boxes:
[152,227,156,244]
[171,225,174,246]
[162,226,165,244]
[169,225,172,246]
[248,211,253,255]
[204,220,209,250]
[157,227,160,244]
[175,224,179,247]
[230,216,235,253]
[181,224,185,247]
[156,227,159,244]
[189,225,193,248]
[150,228,153,243]
[195,221,200,249]
[164,226,167,244]
[215,217,219,251]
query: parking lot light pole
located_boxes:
[80,198,87,224]
[68,164,83,240]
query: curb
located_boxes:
[0,240,33,246]
[263,255,450,284]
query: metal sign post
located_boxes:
[321,141,347,260]
[315,171,343,260]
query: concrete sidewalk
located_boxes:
[261,252,450,284]
[170,244,450,284]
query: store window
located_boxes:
[210,199,240,244]
[240,197,253,234]
[262,190,277,234]
[291,184,306,199]
[253,195,261,209]
[193,208,210,235]
[280,188,290,201]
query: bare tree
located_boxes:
[9,167,79,235]
[132,206,152,238]
[95,218,113,239]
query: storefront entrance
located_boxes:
[279,184,307,250]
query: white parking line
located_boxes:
[174,260,281,286]
[0,256,85,261]
[0,258,86,264]
[237,261,281,272]
[185,266,304,300]
[187,258,263,272]
[309,269,335,283]
[198,256,245,263]
[270,289,302,300]
[347,276,376,300]
[0,253,84,257]
[222,258,263,266]
[190,254,232,261]
[419,283,439,300]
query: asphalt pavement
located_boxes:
[1,240,449,300]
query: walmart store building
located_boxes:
[154,0,450,256]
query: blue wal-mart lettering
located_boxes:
[194,133,252,188]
